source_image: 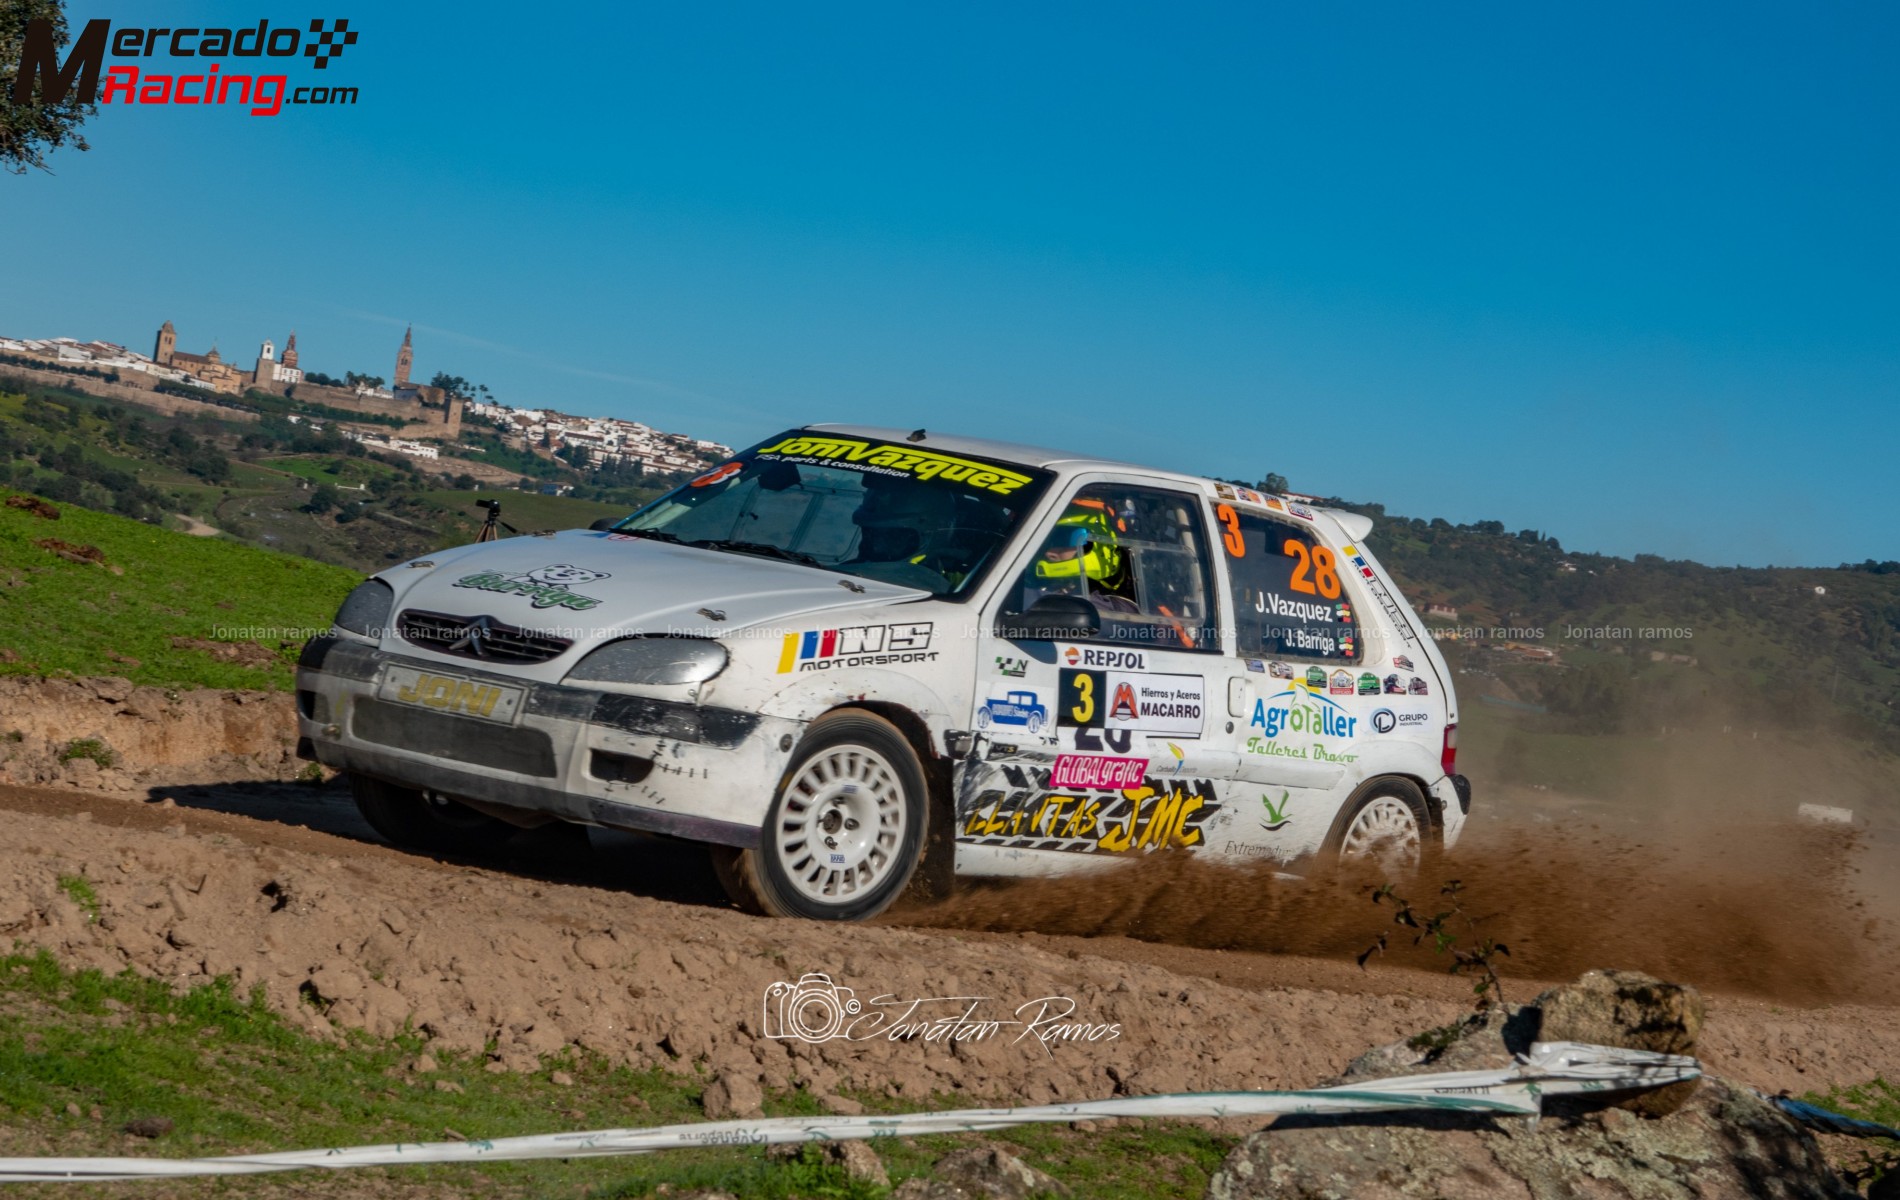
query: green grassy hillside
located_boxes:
[0,375,662,572]
[0,488,360,691]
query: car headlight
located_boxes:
[334,580,394,639]
[566,637,728,686]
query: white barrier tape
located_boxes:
[0,1043,1699,1183]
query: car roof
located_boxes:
[801,424,1377,541]
[805,424,1187,481]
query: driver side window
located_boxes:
[1012,484,1218,651]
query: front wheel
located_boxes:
[350,774,514,857]
[1324,777,1430,878]
[712,711,928,921]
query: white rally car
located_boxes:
[296,426,1470,920]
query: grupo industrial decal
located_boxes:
[11,16,360,117]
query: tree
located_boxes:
[1,2,98,174]
[429,373,483,400]
[1260,472,1289,494]
[345,371,385,389]
[304,484,339,514]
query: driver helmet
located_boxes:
[1034,497,1125,582]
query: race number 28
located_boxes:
[1283,539,1341,599]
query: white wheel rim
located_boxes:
[1340,796,1421,872]
[774,744,908,905]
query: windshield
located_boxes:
[611,430,1054,597]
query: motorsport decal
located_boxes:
[451,564,610,611]
[1058,668,1205,738]
[777,622,936,672]
[957,762,1222,854]
[1049,753,1147,790]
[995,655,1028,678]
[1260,790,1292,831]
[1246,684,1360,764]
[752,434,1035,496]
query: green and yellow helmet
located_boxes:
[1034,497,1125,582]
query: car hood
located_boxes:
[383,530,929,642]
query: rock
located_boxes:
[771,1140,891,1187]
[1206,971,1853,1200]
[550,1070,575,1087]
[832,1140,891,1187]
[122,1116,173,1138]
[573,934,619,969]
[893,1146,1071,1199]
[1209,1074,1853,1200]
[700,1068,765,1119]
[1530,969,1705,1116]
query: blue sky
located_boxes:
[4,2,1895,566]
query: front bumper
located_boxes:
[295,635,800,848]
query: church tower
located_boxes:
[282,332,298,370]
[155,320,176,366]
[394,325,413,386]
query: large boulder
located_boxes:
[1206,971,1854,1200]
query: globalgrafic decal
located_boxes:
[777,622,935,672]
[452,564,609,611]
[752,435,1034,496]
[1049,753,1147,790]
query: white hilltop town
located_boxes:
[0,325,731,482]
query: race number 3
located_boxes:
[1059,669,1102,727]
[1216,503,1245,558]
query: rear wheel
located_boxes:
[350,774,514,857]
[1325,777,1430,877]
[713,711,928,921]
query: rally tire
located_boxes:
[713,710,929,921]
[1324,777,1431,878]
[350,774,514,858]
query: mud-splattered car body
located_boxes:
[297,425,1469,912]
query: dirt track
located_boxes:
[1,778,1896,1108]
